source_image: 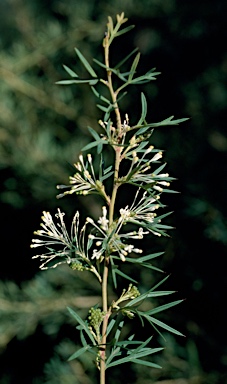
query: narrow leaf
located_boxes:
[68,345,92,361]
[93,58,109,69]
[135,116,189,130]
[144,315,184,336]
[81,140,107,152]
[62,64,78,77]
[104,110,110,122]
[87,126,100,141]
[67,307,96,344]
[115,48,139,69]
[105,347,121,367]
[97,141,103,154]
[110,258,118,288]
[146,299,184,316]
[97,104,109,112]
[130,358,162,369]
[115,268,138,284]
[153,163,167,175]
[80,330,87,347]
[114,320,124,343]
[56,79,98,85]
[137,93,147,125]
[133,336,153,353]
[75,48,97,78]
[91,86,111,105]
[128,52,140,82]
[100,171,114,182]
[106,318,116,337]
[136,252,164,262]
[115,24,135,38]
[106,347,162,368]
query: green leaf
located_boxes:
[150,275,170,291]
[145,299,184,316]
[153,211,173,221]
[106,318,116,337]
[81,140,107,152]
[114,320,124,343]
[93,58,109,69]
[87,126,100,141]
[104,165,113,175]
[125,252,164,273]
[134,116,189,130]
[114,268,138,284]
[153,163,167,175]
[68,345,92,361]
[91,86,111,105]
[104,110,111,122]
[143,314,184,337]
[110,258,118,288]
[125,275,172,307]
[115,24,135,38]
[75,48,97,78]
[115,48,139,69]
[137,252,164,262]
[125,140,149,158]
[130,71,160,84]
[62,64,78,77]
[133,335,153,353]
[115,340,145,347]
[67,307,96,344]
[135,126,153,137]
[106,347,121,367]
[161,188,179,193]
[130,358,162,369]
[80,330,87,347]
[155,224,174,230]
[125,291,168,309]
[128,52,140,82]
[106,347,162,368]
[96,104,109,112]
[100,171,114,182]
[137,93,148,125]
[56,79,98,85]
[97,141,103,154]
[138,263,163,273]
[116,91,128,103]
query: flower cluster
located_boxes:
[31,182,172,271]
[87,206,148,262]
[56,153,109,202]
[121,140,174,197]
[31,209,73,269]
[30,209,101,280]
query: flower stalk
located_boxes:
[31,13,188,384]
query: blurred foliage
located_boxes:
[1,0,227,383]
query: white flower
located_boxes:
[31,209,90,270]
[57,153,103,198]
[157,181,170,186]
[124,244,134,253]
[153,185,163,192]
[97,206,109,231]
[119,206,131,222]
[91,248,104,260]
[119,253,126,262]
[151,152,162,162]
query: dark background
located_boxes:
[0,1,227,383]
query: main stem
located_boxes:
[100,34,122,384]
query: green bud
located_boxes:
[69,262,85,271]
